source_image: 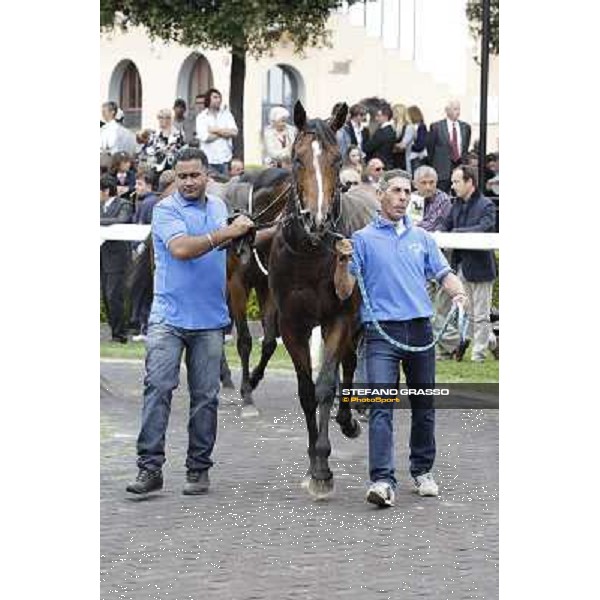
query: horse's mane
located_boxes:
[337,184,380,237]
[206,168,291,218]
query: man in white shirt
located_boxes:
[100,102,137,156]
[195,89,238,176]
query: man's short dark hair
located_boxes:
[175,147,209,170]
[100,174,117,196]
[136,171,156,189]
[379,103,393,121]
[204,88,222,105]
[454,164,479,188]
[349,103,366,118]
[173,98,187,110]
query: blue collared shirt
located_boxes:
[349,214,451,323]
[149,191,230,330]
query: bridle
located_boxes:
[284,123,344,252]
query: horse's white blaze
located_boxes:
[311,140,324,225]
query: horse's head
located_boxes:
[291,100,347,234]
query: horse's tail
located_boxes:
[127,234,154,293]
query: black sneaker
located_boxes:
[183,470,210,495]
[126,469,163,494]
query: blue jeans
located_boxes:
[136,323,223,472]
[364,319,436,488]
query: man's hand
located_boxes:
[452,292,469,311]
[229,215,255,238]
[335,238,353,263]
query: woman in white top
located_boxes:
[263,106,297,168]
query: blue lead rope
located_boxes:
[354,266,469,353]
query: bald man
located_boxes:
[427,100,471,193]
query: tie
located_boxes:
[451,122,460,162]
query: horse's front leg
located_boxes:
[279,317,317,490]
[311,317,352,499]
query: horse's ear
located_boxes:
[330,102,348,132]
[294,100,307,131]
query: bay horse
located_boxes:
[220,169,291,416]
[269,101,376,498]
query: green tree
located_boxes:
[100,0,360,160]
[466,0,499,54]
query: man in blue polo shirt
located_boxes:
[334,170,468,508]
[126,147,257,496]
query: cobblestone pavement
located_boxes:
[101,360,498,600]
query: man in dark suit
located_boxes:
[363,103,396,170]
[427,100,472,193]
[100,174,133,343]
[337,103,370,160]
[442,165,497,362]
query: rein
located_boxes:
[353,261,469,352]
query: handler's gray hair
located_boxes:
[378,169,411,192]
[413,165,438,181]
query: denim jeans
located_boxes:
[364,319,436,488]
[136,323,223,472]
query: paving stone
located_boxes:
[101,361,498,600]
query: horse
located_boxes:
[268,100,379,499]
[127,168,290,416]
[219,169,291,416]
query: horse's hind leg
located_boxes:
[249,282,278,390]
[336,346,361,439]
[280,319,317,489]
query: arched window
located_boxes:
[119,62,142,130]
[262,65,304,129]
[176,53,214,118]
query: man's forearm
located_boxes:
[169,225,243,260]
[334,260,356,300]
[440,272,466,299]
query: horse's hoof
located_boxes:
[308,477,334,500]
[340,417,361,439]
[300,476,311,490]
[240,404,260,419]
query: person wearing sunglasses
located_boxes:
[363,158,385,187]
[333,169,468,508]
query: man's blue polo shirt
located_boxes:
[349,214,451,323]
[148,191,230,330]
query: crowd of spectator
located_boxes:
[100,92,499,363]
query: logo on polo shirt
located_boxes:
[408,242,425,254]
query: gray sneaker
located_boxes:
[366,481,395,507]
[412,472,439,496]
[183,469,210,495]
